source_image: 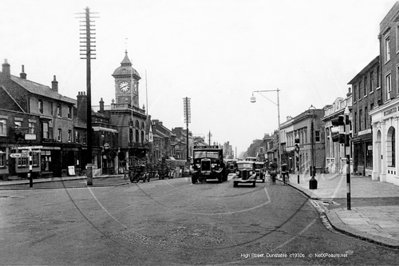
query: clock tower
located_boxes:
[112,50,141,107]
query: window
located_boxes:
[386,36,391,62]
[354,112,357,133]
[50,103,53,115]
[387,127,395,167]
[365,106,368,129]
[354,85,357,101]
[397,65,399,92]
[28,122,35,134]
[42,122,49,139]
[57,104,61,117]
[32,152,39,166]
[315,130,321,142]
[397,24,399,51]
[17,157,28,167]
[359,81,362,98]
[0,150,6,168]
[68,130,72,142]
[67,106,72,119]
[370,71,374,92]
[14,121,22,129]
[57,128,62,142]
[38,100,43,114]
[386,73,392,100]
[370,103,374,126]
[0,119,6,136]
[364,76,367,96]
[359,109,363,131]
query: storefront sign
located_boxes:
[358,129,372,136]
[384,107,398,116]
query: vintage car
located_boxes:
[233,161,257,187]
[225,159,238,173]
[191,145,227,183]
[254,161,266,183]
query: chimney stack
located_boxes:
[52,75,58,92]
[1,59,10,80]
[99,98,104,112]
[20,65,27,79]
[77,92,87,122]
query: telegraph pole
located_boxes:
[183,97,191,163]
[77,7,98,186]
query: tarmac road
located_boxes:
[0,176,398,265]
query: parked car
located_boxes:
[254,162,266,183]
[233,161,257,187]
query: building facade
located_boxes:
[348,56,381,177]
[370,2,399,185]
[0,60,82,179]
[322,94,353,174]
[280,108,326,175]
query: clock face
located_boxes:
[119,81,130,92]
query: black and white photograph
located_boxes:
[1,0,399,265]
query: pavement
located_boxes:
[1,172,399,249]
[279,172,399,249]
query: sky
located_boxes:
[0,0,397,156]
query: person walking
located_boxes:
[268,158,278,184]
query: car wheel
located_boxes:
[191,176,197,184]
[253,182,256,187]
[233,181,238,187]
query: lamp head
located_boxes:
[250,93,256,103]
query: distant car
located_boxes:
[233,161,257,187]
[225,159,238,173]
[254,162,266,183]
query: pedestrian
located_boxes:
[281,163,289,185]
[268,158,278,184]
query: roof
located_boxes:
[10,75,76,105]
[112,51,141,79]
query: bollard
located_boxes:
[87,163,93,186]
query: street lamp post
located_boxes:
[250,89,281,172]
[308,105,317,190]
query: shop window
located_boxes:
[17,157,28,168]
[0,150,6,168]
[32,153,39,166]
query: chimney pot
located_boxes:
[20,65,27,79]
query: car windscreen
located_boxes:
[254,164,264,169]
[237,163,252,169]
[193,151,219,159]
